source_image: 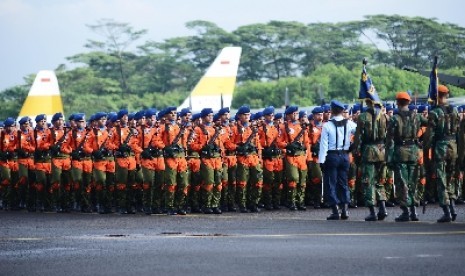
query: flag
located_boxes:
[359,61,381,104]
[428,56,439,104]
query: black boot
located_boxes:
[327,205,340,220]
[450,199,457,221]
[365,206,378,221]
[377,200,388,221]
[395,206,410,222]
[409,206,419,221]
[437,205,452,223]
[340,204,349,220]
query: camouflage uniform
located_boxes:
[386,98,427,221]
[424,101,460,222]
[353,104,389,221]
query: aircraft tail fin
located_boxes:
[18,70,64,122]
[178,47,242,111]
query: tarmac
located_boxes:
[1,204,465,276]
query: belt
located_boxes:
[327,150,348,154]
[395,139,416,146]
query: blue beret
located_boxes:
[330,100,344,110]
[145,108,157,117]
[299,110,307,119]
[213,113,220,122]
[128,112,136,121]
[3,117,15,127]
[251,112,262,121]
[308,114,314,120]
[157,109,166,118]
[343,104,349,111]
[312,107,324,114]
[109,114,119,123]
[35,114,46,122]
[94,112,107,121]
[218,107,230,116]
[237,105,251,114]
[201,108,214,118]
[179,108,192,117]
[263,106,275,116]
[19,116,30,125]
[74,113,85,122]
[51,112,63,122]
[322,104,331,112]
[285,105,298,115]
[134,111,145,120]
[352,104,361,113]
[192,113,201,121]
[234,114,239,121]
[417,105,428,113]
[166,106,177,114]
[385,104,394,112]
[274,113,283,120]
[408,105,416,111]
[89,114,96,122]
[117,109,128,119]
[68,114,76,121]
[0,122,3,128]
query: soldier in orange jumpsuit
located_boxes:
[16,117,35,211]
[69,114,93,212]
[109,109,142,214]
[151,107,189,215]
[225,105,263,213]
[259,106,283,210]
[190,108,224,214]
[83,112,114,214]
[186,113,202,213]
[278,106,310,210]
[32,114,53,212]
[49,113,73,212]
[217,107,238,212]
[137,109,161,214]
[307,107,324,209]
[0,118,19,210]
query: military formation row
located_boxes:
[1,88,465,221]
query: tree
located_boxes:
[79,19,147,96]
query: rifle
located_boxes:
[92,128,110,160]
[200,125,222,158]
[236,124,258,156]
[50,127,69,157]
[262,124,281,159]
[164,123,186,157]
[285,122,307,155]
[71,129,89,160]
[116,126,135,157]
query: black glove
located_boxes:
[71,150,82,160]
[141,148,152,159]
[50,144,61,154]
[119,143,131,153]
[93,150,104,160]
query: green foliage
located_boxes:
[1,16,465,120]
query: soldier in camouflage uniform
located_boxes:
[386,92,427,221]
[424,84,460,222]
[353,100,389,221]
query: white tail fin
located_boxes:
[178,47,242,111]
[18,70,64,122]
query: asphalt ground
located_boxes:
[1,204,465,276]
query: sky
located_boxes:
[0,0,463,91]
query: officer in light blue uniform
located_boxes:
[319,100,357,220]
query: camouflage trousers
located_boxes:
[433,160,457,207]
[393,163,420,207]
[361,162,387,207]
